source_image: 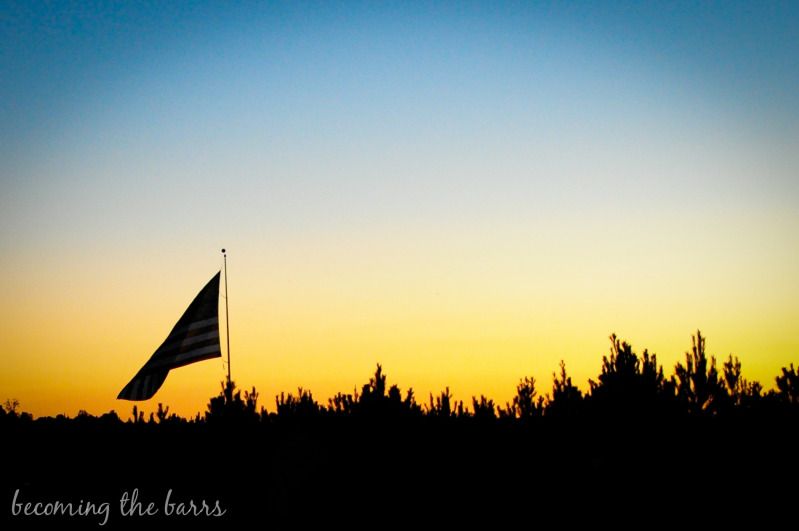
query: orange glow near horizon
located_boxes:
[2,208,797,419]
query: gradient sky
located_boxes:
[2,1,798,418]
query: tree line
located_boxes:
[3,330,797,426]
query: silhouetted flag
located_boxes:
[118,272,222,401]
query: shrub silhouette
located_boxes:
[129,404,145,423]
[206,379,261,424]
[775,363,799,405]
[328,390,358,415]
[722,355,762,410]
[674,330,727,415]
[3,398,20,414]
[588,334,675,417]
[275,387,321,419]
[471,395,497,420]
[500,376,544,419]
[1,398,32,423]
[426,387,455,418]
[357,364,422,418]
[548,361,583,418]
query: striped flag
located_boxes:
[118,272,222,401]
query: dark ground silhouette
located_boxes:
[2,331,798,528]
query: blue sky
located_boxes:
[4,2,797,235]
[4,2,797,163]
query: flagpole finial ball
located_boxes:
[221,248,226,254]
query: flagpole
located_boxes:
[222,248,231,392]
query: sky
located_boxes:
[2,1,798,418]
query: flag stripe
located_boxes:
[156,330,220,357]
[145,344,222,371]
[158,349,222,371]
[169,317,219,337]
[183,323,219,340]
[151,337,221,361]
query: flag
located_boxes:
[118,272,222,401]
